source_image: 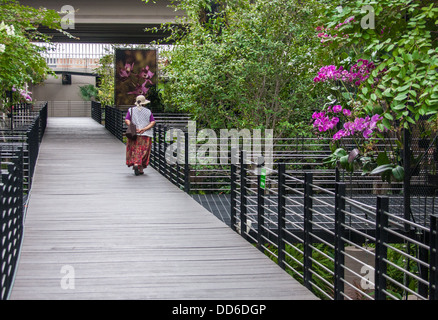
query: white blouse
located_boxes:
[127,107,155,137]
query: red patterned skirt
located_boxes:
[126,136,152,168]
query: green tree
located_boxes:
[152,0,328,137]
[311,0,438,182]
[0,0,70,109]
[94,53,115,106]
[316,0,438,130]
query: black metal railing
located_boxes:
[91,101,103,124]
[94,104,438,299]
[0,146,24,301]
[0,101,47,300]
[105,106,125,142]
[230,151,438,300]
[148,125,408,196]
[148,123,438,240]
[98,102,191,142]
[0,102,48,193]
[95,104,192,189]
[150,125,190,193]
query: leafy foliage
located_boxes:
[0,0,71,109]
[312,0,438,183]
[317,0,438,130]
[151,0,328,136]
[79,84,99,101]
[94,53,115,106]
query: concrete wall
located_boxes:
[31,74,96,117]
[24,0,181,113]
[21,0,183,43]
[20,0,182,24]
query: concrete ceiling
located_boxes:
[20,0,184,43]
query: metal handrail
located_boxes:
[0,102,47,300]
[230,155,438,300]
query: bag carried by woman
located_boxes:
[125,108,137,140]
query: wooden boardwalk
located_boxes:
[9,118,317,300]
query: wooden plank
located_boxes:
[9,118,317,300]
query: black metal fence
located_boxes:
[230,152,437,300]
[92,103,191,144]
[95,103,438,299]
[149,124,405,196]
[150,123,438,228]
[104,105,125,142]
[150,125,191,193]
[0,147,24,301]
[91,101,102,124]
[0,102,48,193]
[0,101,47,300]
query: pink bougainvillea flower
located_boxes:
[312,111,325,119]
[311,104,385,142]
[312,100,383,141]
[312,112,339,132]
[332,105,343,113]
[333,129,348,141]
[371,114,382,123]
[11,86,32,102]
[314,59,376,86]
[363,128,373,139]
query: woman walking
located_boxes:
[125,95,156,175]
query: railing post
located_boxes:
[430,214,438,300]
[334,182,346,300]
[10,104,14,131]
[104,105,109,131]
[257,157,265,253]
[157,125,162,174]
[277,163,286,269]
[119,108,124,142]
[403,128,411,233]
[418,232,429,299]
[375,196,389,300]
[184,131,190,194]
[240,150,248,240]
[303,172,313,291]
[175,129,183,190]
[230,162,237,232]
[152,126,157,169]
[163,125,169,179]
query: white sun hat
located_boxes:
[135,95,150,106]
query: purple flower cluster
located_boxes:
[12,86,32,102]
[312,105,383,140]
[312,104,349,132]
[334,16,356,30]
[119,63,155,96]
[313,59,376,86]
[334,114,383,140]
[119,62,134,79]
[312,111,340,132]
[315,17,355,43]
